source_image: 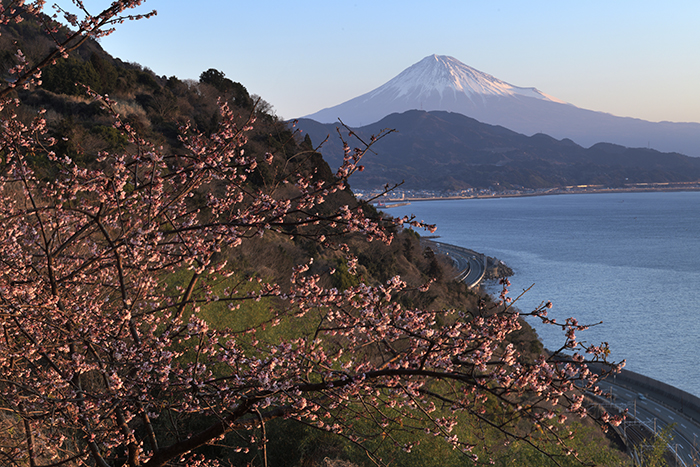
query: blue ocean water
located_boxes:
[391,192,700,397]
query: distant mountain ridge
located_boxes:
[297,110,700,191]
[303,55,700,157]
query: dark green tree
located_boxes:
[199,68,253,108]
[199,68,230,91]
[89,53,118,93]
[42,57,100,95]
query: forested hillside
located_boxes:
[0,3,630,466]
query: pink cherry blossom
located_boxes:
[0,3,624,466]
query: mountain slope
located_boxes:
[297,110,700,191]
[303,55,700,157]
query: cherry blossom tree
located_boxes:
[0,2,625,466]
[0,0,156,98]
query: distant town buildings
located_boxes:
[354,181,700,203]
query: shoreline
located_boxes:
[375,184,700,203]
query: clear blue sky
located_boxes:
[91,0,700,123]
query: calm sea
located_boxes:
[392,191,700,397]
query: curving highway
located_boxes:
[594,378,700,466]
[425,240,486,288]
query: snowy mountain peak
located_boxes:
[302,55,568,126]
[370,54,566,103]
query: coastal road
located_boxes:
[427,241,486,288]
[595,378,700,465]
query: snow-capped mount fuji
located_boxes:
[304,54,566,126]
[362,54,566,105]
[302,55,700,157]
